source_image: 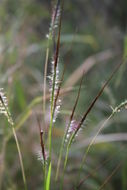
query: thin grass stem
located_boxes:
[12,127,27,190]
[55,73,84,181]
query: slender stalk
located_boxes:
[60,136,72,190]
[55,120,71,179]
[12,127,27,190]
[55,73,84,180]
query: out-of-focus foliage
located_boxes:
[0,0,127,190]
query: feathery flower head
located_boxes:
[37,149,49,165]
[0,88,14,126]
[65,120,82,143]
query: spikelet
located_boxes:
[48,58,61,123]
[53,98,61,123]
[37,149,49,165]
[111,99,127,114]
[65,120,82,144]
[0,88,14,126]
[46,3,61,39]
[48,58,60,94]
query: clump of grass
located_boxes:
[1,1,126,190]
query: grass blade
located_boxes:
[46,163,52,190]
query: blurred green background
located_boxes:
[0,0,127,189]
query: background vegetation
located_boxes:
[0,0,127,189]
